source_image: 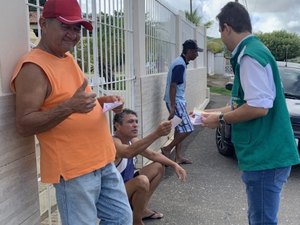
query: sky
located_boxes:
[162,0,300,38]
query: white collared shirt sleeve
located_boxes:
[240,56,275,108]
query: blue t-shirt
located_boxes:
[164,56,187,104]
[171,65,185,84]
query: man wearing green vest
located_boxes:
[202,2,300,224]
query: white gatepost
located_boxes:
[132,0,147,167]
[0,0,40,225]
[175,14,182,56]
[132,0,146,135]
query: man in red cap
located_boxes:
[10,0,132,224]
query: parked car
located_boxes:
[215,62,300,156]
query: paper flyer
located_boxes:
[103,101,123,112]
[189,111,203,125]
[171,115,182,128]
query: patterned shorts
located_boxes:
[166,101,194,133]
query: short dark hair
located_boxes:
[182,39,203,54]
[113,108,137,131]
[216,2,252,33]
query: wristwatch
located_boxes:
[219,113,227,125]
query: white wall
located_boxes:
[207,51,215,75]
[214,53,226,75]
[186,68,209,111]
[0,0,40,224]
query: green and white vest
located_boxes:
[230,35,299,171]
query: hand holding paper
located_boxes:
[189,111,203,125]
[156,121,172,136]
[170,115,182,129]
[103,101,123,112]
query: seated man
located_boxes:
[113,109,187,225]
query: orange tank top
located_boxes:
[11,49,116,183]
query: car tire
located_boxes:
[215,125,235,157]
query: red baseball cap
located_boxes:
[42,0,93,31]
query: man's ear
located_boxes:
[39,17,47,29]
[39,17,53,32]
[114,122,121,131]
[223,23,232,34]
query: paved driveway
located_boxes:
[146,94,300,225]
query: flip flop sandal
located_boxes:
[142,210,164,220]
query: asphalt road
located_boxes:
[145,94,300,225]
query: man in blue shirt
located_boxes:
[162,40,203,164]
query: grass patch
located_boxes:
[209,86,231,96]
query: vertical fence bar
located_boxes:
[108,0,112,90]
[92,0,100,94]
[86,0,92,76]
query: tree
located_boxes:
[256,30,300,61]
[185,9,201,27]
[204,21,213,29]
[207,38,224,54]
[185,9,213,29]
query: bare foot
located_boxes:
[161,147,171,159]
[176,158,192,164]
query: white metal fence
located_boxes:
[144,0,206,74]
[145,0,176,74]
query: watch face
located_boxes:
[219,119,225,125]
[219,114,226,125]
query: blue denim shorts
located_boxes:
[242,166,291,225]
[54,163,132,225]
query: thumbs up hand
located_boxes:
[67,78,97,113]
[77,77,89,92]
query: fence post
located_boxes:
[175,14,182,56]
[132,0,146,167]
